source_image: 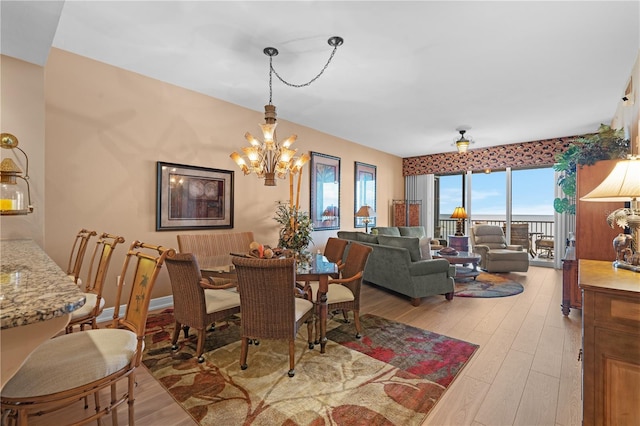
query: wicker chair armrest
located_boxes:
[200,277,237,290]
[327,271,363,285]
[294,282,312,300]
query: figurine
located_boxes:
[613,233,633,263]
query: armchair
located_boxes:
[470,225,529,273]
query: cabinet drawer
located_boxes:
[594,292,640,330]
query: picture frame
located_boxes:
[310,152,340,230]
[354,162,377,228]
[156,161,233,230]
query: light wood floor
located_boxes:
[29,265,582,425]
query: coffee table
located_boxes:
[431,250,482,280]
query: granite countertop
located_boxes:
[1,239,86,329]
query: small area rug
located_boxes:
[142,309,478,425]
[454,271,524,298]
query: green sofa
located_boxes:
[336,230,455,306]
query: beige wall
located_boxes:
[0,55,45,245]
[40,48,403,308]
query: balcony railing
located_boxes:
[437,219,555,261]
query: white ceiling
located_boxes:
[2,1,639,157]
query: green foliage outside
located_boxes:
[553,124,629,214]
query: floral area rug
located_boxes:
[454,271,525,298]
[142,310,478,425]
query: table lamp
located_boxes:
[451,206,467,236]
[580,155,640,272]
[355,205,376,233]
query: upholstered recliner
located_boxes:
[470,225,529,273]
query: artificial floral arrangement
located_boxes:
[553,124,629,214]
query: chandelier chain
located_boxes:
[268,44,340,103]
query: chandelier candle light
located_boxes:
[230,36,343,188]
[451,206,467,236]
[580,155,640,272]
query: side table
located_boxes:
[448,235,469,252]
[432,250,481,281]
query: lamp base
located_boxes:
[613,260,640,272]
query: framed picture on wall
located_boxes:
[156,162,234,230]
[310,152,340,230]
[354,162,376,229]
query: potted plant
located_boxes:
[553,124,629,214]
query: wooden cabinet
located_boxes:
[561,259,580,315]
[576,160,624,262]
[579,260,640,425]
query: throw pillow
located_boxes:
[419,237,432,259]
[373,227,401,236]
[377,235,421,262]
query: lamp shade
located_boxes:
[355,205,375,218]
[450,206,467,219]
[580,157,640,202]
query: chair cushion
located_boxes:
[2,328,139,398]
[377,235,421,262]
[204,288,241,313]
[308,282,355,303]
[294,297,314,321]
[70,292,106,320]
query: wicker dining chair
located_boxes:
[1,241,174,426]
[232,256,314,378]
[309,242,372,340]
[323,237,348,269]
[66,232,126,333]
[66,228,98,285]
[165,252,241,363]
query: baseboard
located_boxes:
[97,295,174,324]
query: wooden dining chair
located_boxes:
[66,228,98,285]
[231,256,314,378]
[309,242,372,340]
[1,241,174,426]
[165,252,241,363]
[66,232,126,333]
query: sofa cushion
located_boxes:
[372,227,401,236]
[337,231,362,241]
[398,226,426,239]
[377,235,421,262]
[357,233,378,244]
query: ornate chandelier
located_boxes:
[230,36,343,186]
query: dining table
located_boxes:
[0,239,86,390]
[200,253,338,354]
